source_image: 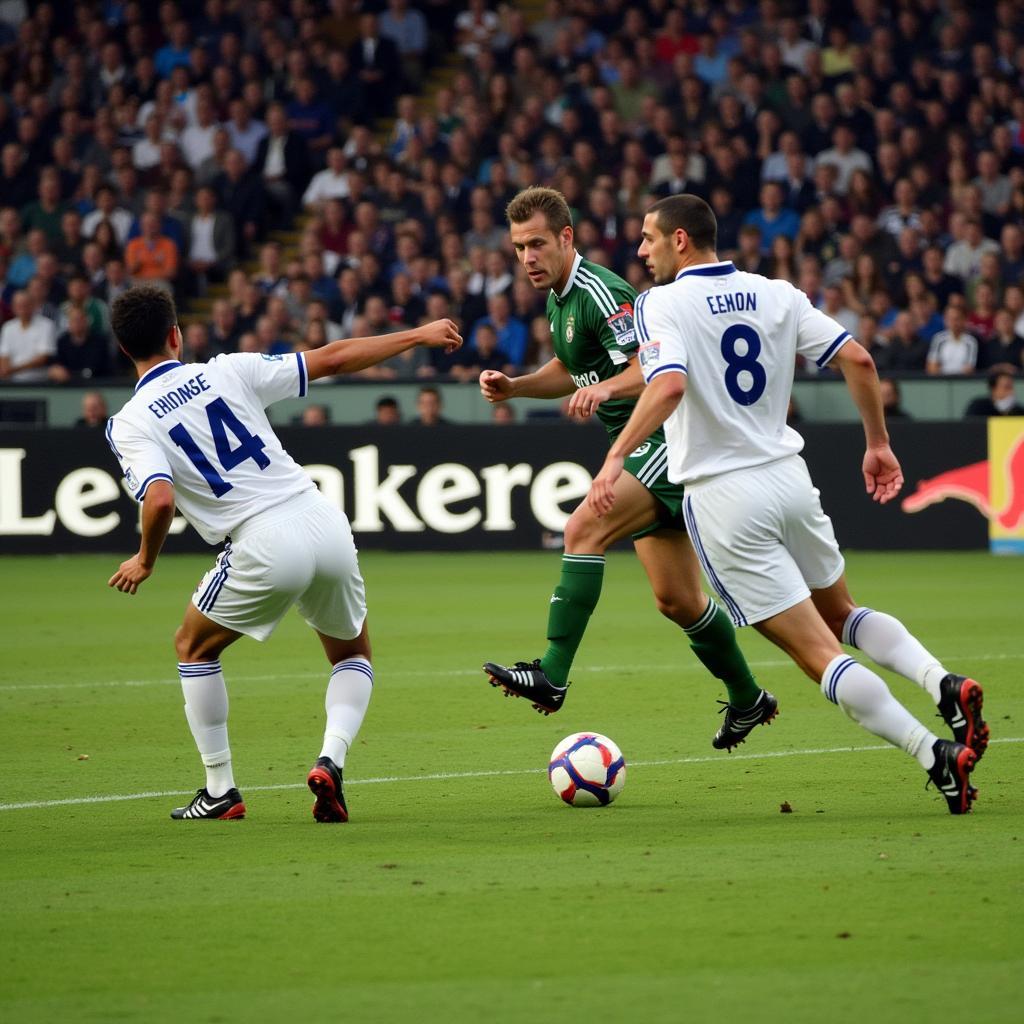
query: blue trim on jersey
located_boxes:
[815,331,850,368]
[825,656,857,704]
[647,362,687,379]
[296,352,308,397]
[134,472,173,500]
[684,497,747,627]
[104,417,123,459]
[634,291,650,342]
[135,360,182,392]
[675,261,736,280]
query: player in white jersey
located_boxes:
[106,285,461,821]
[588,195,987,814]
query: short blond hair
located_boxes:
[505,186,573,233]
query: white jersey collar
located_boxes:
[555,250,584,299]
[675,260,736,280]
[135,360,182,391]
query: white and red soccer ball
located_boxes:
[548,732,626,807]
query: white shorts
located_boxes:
[192,490,367,642]
[682,455,845,627]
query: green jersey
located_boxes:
[547,252,644,440]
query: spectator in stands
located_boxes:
[58,275,108,337]
[880,378,912,420]
[214,149,266,257]
[876,315,933,376]
[374,395,402,425]
[82,185,133,247]
[287,78,334,165]
[124,211,179,287]
[224,98,267,167]
[350,13,403,121]
[0,290,56,382]
[207,298,243,355]
[49,306,109,382]
[185,186,236,296]
[470,292,527,369]
[20,168,66,245]
[76,391,109,428]
[964,365,1024,417]
[415,384,448,426]
[303,147,352,209]
[255,103,309,227]
[981,309,1024,369]
[300,404,331,427]
[944,218,1000,282]
[0,143,34,211]
[927,305,980,376]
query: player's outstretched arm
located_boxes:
[832,340,904,504]
[566,357,645,418]
[480,357,574,403]
[304,319,462,381]
[588,371,686,516]
[109,480,176,594]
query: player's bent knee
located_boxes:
[563,506,614,553]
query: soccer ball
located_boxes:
[548,732,626,807]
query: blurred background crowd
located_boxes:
[1,0,1024,421]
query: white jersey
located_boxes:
[635,260,850,485]
[106,352,315,544]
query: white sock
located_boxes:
[842,607,947,702]
[821,654,937,770]
[320,657,374,767]
[179,661,235,798]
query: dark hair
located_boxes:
[376,395,399,410]
[505,186,573,234]
[648,194,718,251]
[110,285,178,361]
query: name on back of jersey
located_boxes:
[704,292,757,316]
[146,372,212,420]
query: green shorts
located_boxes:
[622,435,686,540]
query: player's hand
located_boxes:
[108,554,154,595]
[421,319,463,353]
[587,454,624,517]
[567,383,613,419]
[862,444,904,504]
[479,369,513,403]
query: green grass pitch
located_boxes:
[1,551,1021,1023]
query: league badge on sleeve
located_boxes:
[638,341,661,371]
[124,468,140,493]
[606,303,636,347]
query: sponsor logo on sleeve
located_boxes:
[606,303,636,347]
[125,468,139,492]
[261,353,284,361]
[638,341,661,370]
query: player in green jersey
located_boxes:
[480,187,776,750]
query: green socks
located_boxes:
[539,555,605,685]
[684,599,761,708]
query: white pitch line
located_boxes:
[0,737,1020,813]
[2,651,1023,693]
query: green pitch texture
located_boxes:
[1,552,1021,1023]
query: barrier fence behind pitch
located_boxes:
[2,420,1015,554]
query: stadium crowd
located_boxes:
[1,0,1024,419]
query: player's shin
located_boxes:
[820,654,937,769]
[320,657,374,766]
[684,599,761,708]
[179,662,236,797]
[539,555,605,685]
[842,607,946,702]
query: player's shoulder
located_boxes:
[575,260,635,313]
